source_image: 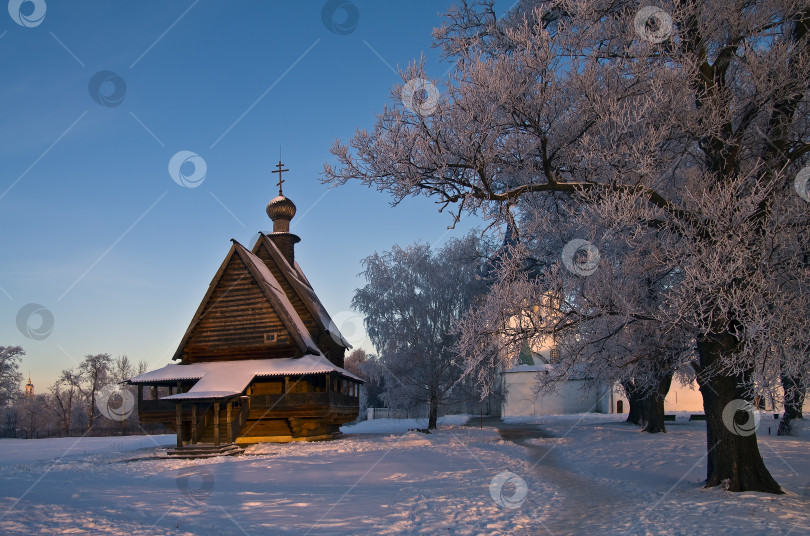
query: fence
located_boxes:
[1,422,172,439]
[366,407,428,420]
[365,399,501,421]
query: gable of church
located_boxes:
[175,243,318,363]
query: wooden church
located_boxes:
[128,163,362,455]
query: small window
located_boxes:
[549,348,560,363]
[264,333,277,344]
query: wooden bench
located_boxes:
[664,414,676,421]
[689,414,706,421]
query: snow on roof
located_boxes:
[504,363,554,374]
[503,362,594,381]
[128,354,363,400]
[234,243,320,354]
[256,235,352,349]
[292,260,312,288]
[294,278,353,349]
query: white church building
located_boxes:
[500,347,804,418]
[500,336,706,418]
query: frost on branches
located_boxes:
[351,236,489,429]
[324,0,810,493]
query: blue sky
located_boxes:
[0,1,502,389]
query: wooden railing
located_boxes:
[192,403,212,443]
[231,396,250,439]
[250,392,358,410]
[139,392,357,421]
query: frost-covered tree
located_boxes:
[325,1,810,492]
[0,346,24,407]
[352,235,488,429]
[344,349,385,410]
[49,370,80,434]
[474,220,692,433]
[105,355,145,431]
[777,361,807,435]
[18,393,47,438]
[67,353,112,430]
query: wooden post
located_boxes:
[137,385,143,414]
[226,401,233,443]
[175,402,183,447]
[191,404,197,444]
[213,401,220,446]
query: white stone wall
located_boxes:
[501,371,601,417]
[606,381,704,414]
[503,371,810,417]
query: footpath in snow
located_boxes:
[0,413,808,535]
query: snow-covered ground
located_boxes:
[0,413,808,535]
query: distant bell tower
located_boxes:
[266,160,301,266]
[24,375,34,397]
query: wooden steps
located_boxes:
[165,442,245,459]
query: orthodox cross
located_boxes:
[272,160,289,195]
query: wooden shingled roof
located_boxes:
[171,240,323,362]
[252,233,352,350]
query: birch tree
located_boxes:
[352,235,488,428]
[324,0,810,493]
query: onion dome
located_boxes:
[267,194,297,220]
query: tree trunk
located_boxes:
[642,373,673,434]
[622,380,646,425]
[777,374,805,436]
[696,334,782,493]
[88,390,97,431]
[428,395,438,430]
